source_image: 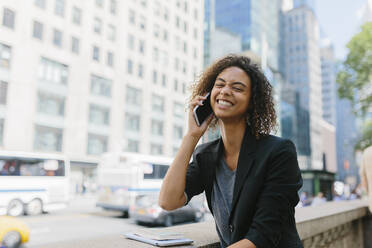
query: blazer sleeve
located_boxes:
[245,140,303,247]
[184,150,205,204]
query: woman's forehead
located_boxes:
[217,66,251,83]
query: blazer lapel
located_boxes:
[230,125,257,217]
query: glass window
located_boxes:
[125,86,142,105]
[163,30,168,41]
[89,104,110,126]
[175,16,180,28]
[138,64,144,78]
[193,47,197,59]
[150,143,163,155]
[143,163,168,179]
[164,7,169,21]
[126,139,139,152]
[183,21,188,33]
[105,51,113,67]
[154,24,160,38]
[92,46,100,61]
[34,125,63,152]
[129,9,135,24]
[0,119,4,146]
[0,43,11,69]
[127,59,133,74]
[182,82,186,94]
[153,47,159,61]
[87,134,107,155]
[90,74,112,97]
[151,120,163,136]
[128,34,135,50]
[72,7,81,25]
[39,57,68,85]
[173,79,178,91]
[107,24,116,41]
[95,0,104,7]
[173,102,184,118]
[153,70,157,84]
[110,0,116,14]
[71,36,79,54]
[125,113,140,132]
[37,92,65,116]
[3,8,15,29]
[152,94,164,112]
[174,125,183,140]
[139,15,146,30]
[182,61,187,74]
[0,159,65,176]
[193,28,198,39]
[139,40,145,54]
[174,57,179,71]
[193,8,198,20]
[53,29,63,47]
[183,41,187,54]
[93,17,102,34]
[161,74,167,87]
[55,0,65,17]
[0,81,8,105]
[32,20,43,40]
[35,0,46,8]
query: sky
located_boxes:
[315,0,369,60]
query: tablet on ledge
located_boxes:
[124,232,194,247]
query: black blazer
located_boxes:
[185,126,303,248]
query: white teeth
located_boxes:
[218,100,232,106]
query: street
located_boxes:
[18,195,212,248]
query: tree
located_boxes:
[336,22,372,116]
[355,120,372,151]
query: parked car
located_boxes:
[129,194,205,227]
[0,216,30,248]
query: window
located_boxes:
[164,7,169,21]
[138,64,144,78]
[53,29,62,47]
[2,8,15,29]
[87,134,107,155]
[71,36,79,54]
[129,9,135,24]
[193,47,198,59]
[182,61,187,74]
[35,0,46,8]
[0,81,8,105]
[32,21,43,40]
[175,16,180,28]
[95,0,104,7]
[174,79,178,91]
[183,41,187,54]
[150,143,163,155]
[140,0,147,7]
[127,59,133,74]
[153,70,157,84]
[90,74,112,97]
[0,119,3,146]
[174,57,179,71]
[107,51,114,67]
[72,7,81,25]
[37,92,65,116]
[154,24,160,38]
[94,17,102,34]
[38,57,68,85]
[151,120,163,136]
[125,113,140,132]
[182,82,186,94]
[139,16,146,30]
[183,21,188,33]
[193,8,198,20]
[89,104,110,126]
[110,0,116,14]
[139,40,145,54]
[128,34,135,50]
[92,46,100,61]
[163,30,168,41]
[107,25,116,41]
[34,125,63,152]
[174,125,183,140]
[126,139,139,152]
[55,0,65,17]
[126,86,142,105]
[152,94,164,112]
[183,2,188,12]
[173,102,184,118]
[193,28,198,39]
[161,74,167,87]
[153,47,159,61]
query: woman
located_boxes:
[159,55,303,248]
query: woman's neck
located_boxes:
[219,120,247,157]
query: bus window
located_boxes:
[143,164,168,179]
[0,158,66,177]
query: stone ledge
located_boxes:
[38,200,369,248]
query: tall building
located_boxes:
[0,0,203,182]
[320,42,338,126]
[283,6,323,170]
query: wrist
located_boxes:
[184,133,201,144]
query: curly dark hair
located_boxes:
[190,54,277,139]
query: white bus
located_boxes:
[96,152,172,217]
[0,151,70,216]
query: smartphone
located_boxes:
[193,93,213,126]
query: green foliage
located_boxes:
[355,120,372,151]
[336,22,372,116]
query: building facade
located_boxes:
[0,0,204,188]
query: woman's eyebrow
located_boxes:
[216,78,247,87]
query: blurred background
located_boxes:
[0,0,371,247]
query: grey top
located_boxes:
[211,158,236,248]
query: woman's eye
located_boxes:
[233,87,243,91]
[215,84,224,87]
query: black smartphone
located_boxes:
[193,93,213,126]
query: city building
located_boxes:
[0,0,204,189]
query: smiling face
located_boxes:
[210,66,251,124]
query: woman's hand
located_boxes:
[187,95,213,139]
